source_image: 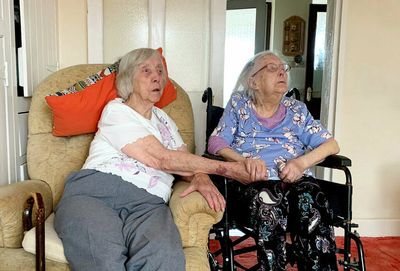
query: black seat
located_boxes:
[203,87,366,271]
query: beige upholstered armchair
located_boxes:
[0,64,223,271]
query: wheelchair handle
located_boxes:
[202,87,213,103]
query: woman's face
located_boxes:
[251,54,289,97]
[131,55,165,106]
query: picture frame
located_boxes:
[282,16,305,56]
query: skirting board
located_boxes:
[335,219,400,237]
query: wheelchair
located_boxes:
[202,87,366,271]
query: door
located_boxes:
[223,0,271,104]
[304,4,327,120]
[0,0,18,184]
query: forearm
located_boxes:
[161,149,249,181]
[298,138,340,169]
[122,136,251,182]
[217,147,245,162]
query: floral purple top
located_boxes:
[208,92,332,180]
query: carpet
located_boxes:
[209,236,400,270]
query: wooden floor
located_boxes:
[209,236,400,270]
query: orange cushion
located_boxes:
[155,47,177,108]
[46,48,176,137]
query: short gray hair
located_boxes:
[234,51,282,102]
[116,48,167,101]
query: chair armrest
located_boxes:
[169,180,223,249]
[0,180,53,248]
[317,154,352,169]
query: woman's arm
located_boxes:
[179,173,226,212]
[175,145,226,212]
[217,147,246,162]
[217,147,267,181]
[280,138,340,182]
[121,135,255,184]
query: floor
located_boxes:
[209,236,400,270]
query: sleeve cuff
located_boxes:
[207,136,230,154]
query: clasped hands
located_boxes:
[179,157,306,212]
[242,157,306,184]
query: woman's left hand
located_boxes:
[279,157,306,183]
[180,173,226,212]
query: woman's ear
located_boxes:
[248,77,257,89]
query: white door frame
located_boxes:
[0,0,18,184]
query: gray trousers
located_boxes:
[54,169,185,271]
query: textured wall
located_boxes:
[334,0,400,235]
[103,0,149,63]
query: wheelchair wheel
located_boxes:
[208,250,222,271]
[208,233,236,271]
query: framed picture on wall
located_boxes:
[282,16,305,56]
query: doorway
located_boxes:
[223,0,272,105]
[305,4,327,120]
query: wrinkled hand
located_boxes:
[279,157,306,183]
[243,158,267,182]
[180,173,226,212]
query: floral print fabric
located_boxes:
[210,92,332,179]
[237,177,338,271]
[209,92,338,269]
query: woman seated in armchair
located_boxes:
[54,48,263,271]
[208,51,340,271]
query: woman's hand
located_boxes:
[180,173,226,212]
[243,158,267,182]
[279,157,306,183]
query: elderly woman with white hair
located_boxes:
[54,48,261,271]
[208,51,340,271]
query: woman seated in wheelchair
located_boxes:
[208,51,340,271]
[54,48,257,271]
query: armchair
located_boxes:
[0,64,223,271]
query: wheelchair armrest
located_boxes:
[204,153,352,168]
[317,154,352,168]
[202,153,226,161]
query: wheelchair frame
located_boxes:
[202,88,366,271]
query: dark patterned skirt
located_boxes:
[233,176,338,271]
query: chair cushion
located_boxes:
[22,213,68,264]
[45,47,176,137]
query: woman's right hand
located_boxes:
[243,158,267,182]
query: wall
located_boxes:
[335,0,400,236]
[57,0,215,155]
[58,0,87,68]
[103,0,148,62]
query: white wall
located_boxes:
[58,0,87,68]
[334,0,400,236]
[58,0,221,156]
[103,0,148,62]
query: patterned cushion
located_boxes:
[45,48,177,137]
[49,62,119,97]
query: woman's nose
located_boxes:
[152,73,161,83]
